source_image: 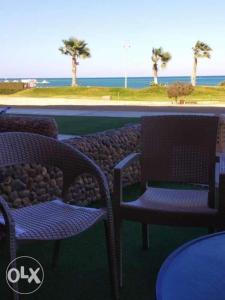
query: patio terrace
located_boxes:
[0,115,217,299]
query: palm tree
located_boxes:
[59,37,91,87]
[151,47,172,85]
[191,41,212,86]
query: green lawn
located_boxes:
[0,116,208,300]
[9,85,225,102]
[55,116,139,135]
[11,86,168,101]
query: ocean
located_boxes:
[1,76,225,88]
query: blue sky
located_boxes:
[1,0,225,78]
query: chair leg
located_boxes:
[10,259,19,300]
[52,240,61,270]
[142,223,150,250]
[6,238,19,300]
[115,219,123,289]
[104,220,119,300]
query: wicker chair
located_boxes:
[114,115,225,287]
[0,132,119,300]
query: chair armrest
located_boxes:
[114,153,141,206]
[78,157,116,225]
[0,196,16,240]
[86,160,112,209]
[114,153,141,172]
[79,157,116,223]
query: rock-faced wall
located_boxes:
[0,115,58,138]
[0,121,141,207]
[1,114,224,208]
[65,124,141,205]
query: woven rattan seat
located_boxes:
[124,187,208,211]
[0,200,106,240]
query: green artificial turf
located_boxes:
[0,185,207,300]
[54,116,139,135]
[0,116,207,299]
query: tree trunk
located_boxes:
[71,57,77,87]
[191,57,197,86]
[152,64,158,85]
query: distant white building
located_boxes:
[21,79,37,88]
[1,79,37,88]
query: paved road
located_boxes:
[7,107,145,117]
[4,106,225,118]
[2,96,225,116]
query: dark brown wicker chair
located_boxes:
[114,115,225,287]
[0,132,119,300]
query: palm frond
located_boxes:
[151,47,172,69]
[193,40,212,58]
[59,37,91,59]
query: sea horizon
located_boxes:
[1,75,225,88]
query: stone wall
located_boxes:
[0,115,58,138]
[1,114,225,208]
[65,124,141,205]
[0,121,141,207]
[0,115,59,208]
[0,164,63,208]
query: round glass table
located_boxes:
[156,232,225,300]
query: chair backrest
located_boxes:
[141,115,219,186]
[0,132,96,193]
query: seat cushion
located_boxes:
[124,187,209,211]
[0,200,106,240]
